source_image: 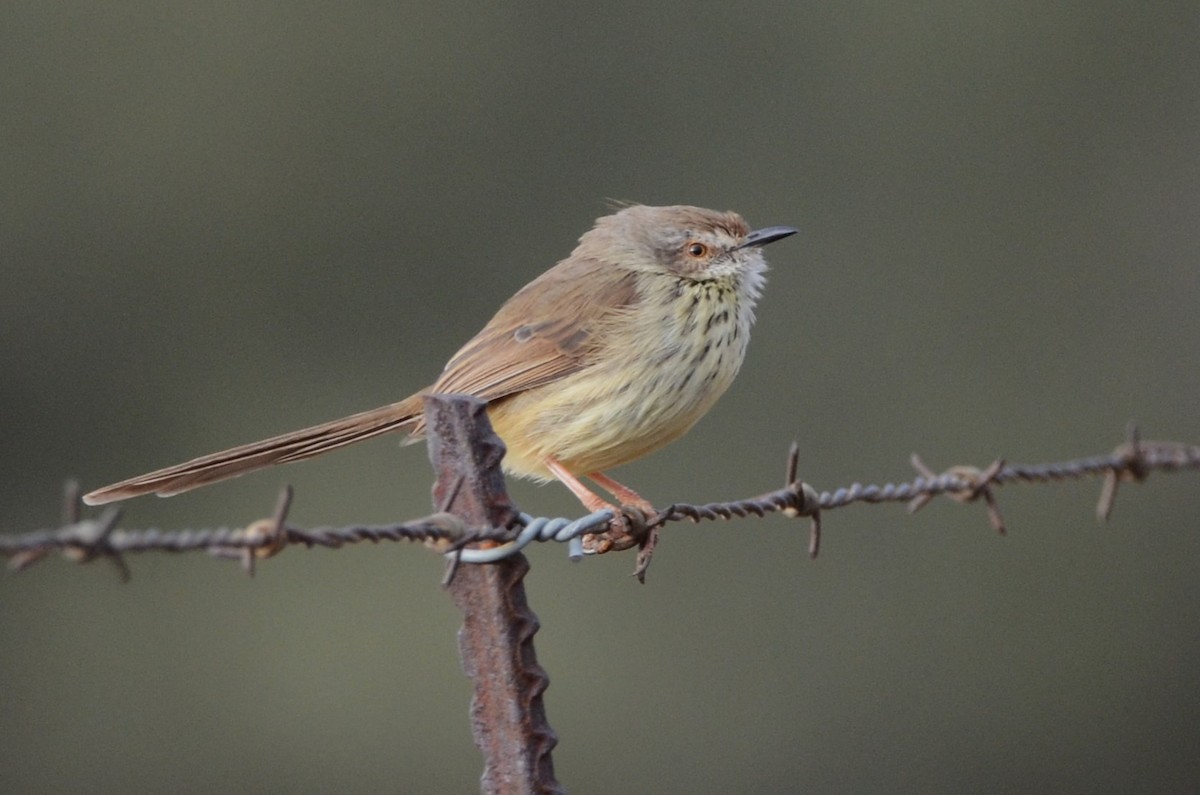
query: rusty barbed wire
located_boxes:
[3,425,1197,579]
[659,425,1200,560]
[2,484,480,577]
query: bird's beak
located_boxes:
[738,226,799,249]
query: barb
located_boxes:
[3,426,1198,578]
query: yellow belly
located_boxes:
[488,280,751,479]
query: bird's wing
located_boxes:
[430,257,640,402]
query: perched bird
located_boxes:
[84,204,796,548]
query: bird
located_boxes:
[84,204,796,548]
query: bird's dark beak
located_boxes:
[738,226,799,249]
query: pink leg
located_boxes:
[588,471,655,514]
[545,457,615,514]
[545,458,644,554]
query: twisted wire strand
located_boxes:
[445,510,616,563]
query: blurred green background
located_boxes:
[3,2,1199,793]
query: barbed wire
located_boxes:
[3,424,1197,580]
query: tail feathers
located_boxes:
[82,396,424,505]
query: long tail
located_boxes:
[83,395,425,505]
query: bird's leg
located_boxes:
[586,471,656,515]
[544,458,643,553]
[588,471,663,577]
[544,457,612,513]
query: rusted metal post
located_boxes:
[423,394,564,795]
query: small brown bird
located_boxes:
[84,204,796,541]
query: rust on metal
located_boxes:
[424,394,563,795]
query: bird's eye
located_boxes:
[686,242,709,258]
